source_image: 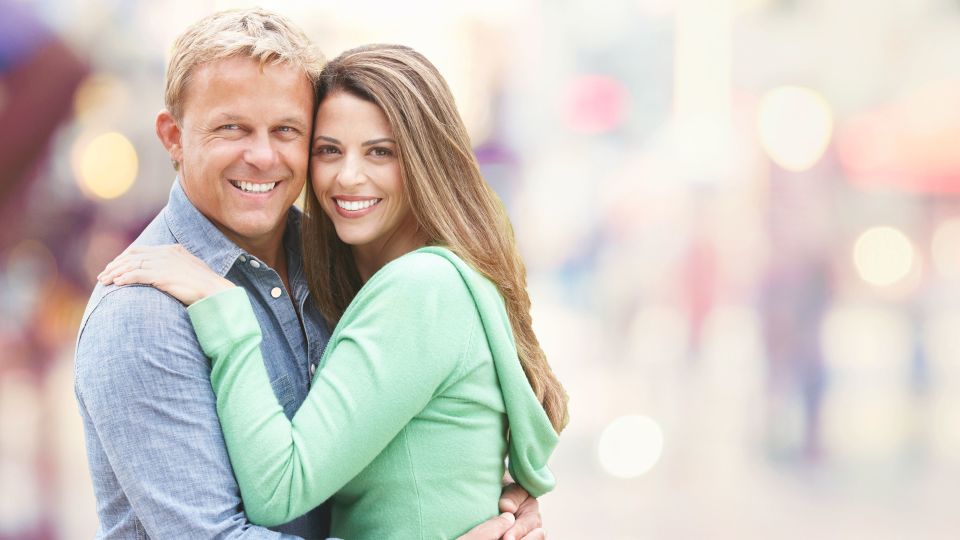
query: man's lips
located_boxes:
[229,179,280,194]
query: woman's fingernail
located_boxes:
[500,512,515,524]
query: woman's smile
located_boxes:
[333,196,383,217]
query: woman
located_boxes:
[100,44,567,538]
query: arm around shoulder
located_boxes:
[75,285,287,539]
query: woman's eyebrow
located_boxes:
[362,137,396,146]
[314,135,341,145]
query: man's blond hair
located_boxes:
[164,8,324,120]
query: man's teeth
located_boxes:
[232,181,277,193]
[335,199,381,211]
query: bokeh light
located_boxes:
[73,73,131,124]
[852,226,915,287]
[72,131,138,200]
[564,75,629,134]
[597,415,664,479]
[4,239,58,318]
[931,218,960,279]
[820,305,911,459]
[757,86,833,172]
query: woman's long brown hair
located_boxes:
[302,44,568,433]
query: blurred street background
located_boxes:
[2,0,960,538]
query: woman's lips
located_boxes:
[332,197,382,218]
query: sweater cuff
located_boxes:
[186,287,259,358]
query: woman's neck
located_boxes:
[352,222,428,282]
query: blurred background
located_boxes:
[2,0,960,537]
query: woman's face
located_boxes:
[311,91,416,255]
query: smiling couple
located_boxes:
[74,7,567,540]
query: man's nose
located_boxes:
[243,131,279,171]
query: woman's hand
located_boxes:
[98,245,236,306]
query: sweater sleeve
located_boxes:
[187,253,476,526]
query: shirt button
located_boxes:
[250,260,261,269]
[238,255,246,263]
[270,287,282,298]
[309,363,317,376]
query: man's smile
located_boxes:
[229,180,280,194]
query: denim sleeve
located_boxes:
[75,285,299,539]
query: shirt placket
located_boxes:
[288,254,326,384]
[240,253,312,400]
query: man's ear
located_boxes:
[156,110,183,169]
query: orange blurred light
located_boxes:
[836,82,960,193]
[71,131,138,200]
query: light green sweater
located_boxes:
[187,246,558,539]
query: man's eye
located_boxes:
[220,124,241,131]
[277,126,298,134]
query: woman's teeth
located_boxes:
[231,180,277,193]
[335,198,382,211]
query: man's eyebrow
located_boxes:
[214,113,246,123]
[277,117,309,130]
[211,113,307,130]
[362,138,396,146]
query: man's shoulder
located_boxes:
[132,206,178,247]
[77,210,180,326]
[76,205,191,348]
[76,283,192,358]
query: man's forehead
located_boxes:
[179,57,314,123]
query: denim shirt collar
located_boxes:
[162,178,304,277]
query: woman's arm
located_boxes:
[187,252,476,525]
[100,246,551,535]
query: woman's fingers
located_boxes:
[100,246,199,277]
[112,268,153,286]
[93,243,229,306]
[98,255,129,280]
[99,259,135,284]
[99,253,161,284]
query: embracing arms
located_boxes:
[99,245,548,539]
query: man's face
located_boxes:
[170,57,314,252]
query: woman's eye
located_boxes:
[370,147,393,157]
[314,145,340,155]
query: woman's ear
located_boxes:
[156,110,183,169]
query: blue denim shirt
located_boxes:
[75,180,331,539]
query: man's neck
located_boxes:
[220,226,287,271]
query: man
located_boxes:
[75,8,543,539]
